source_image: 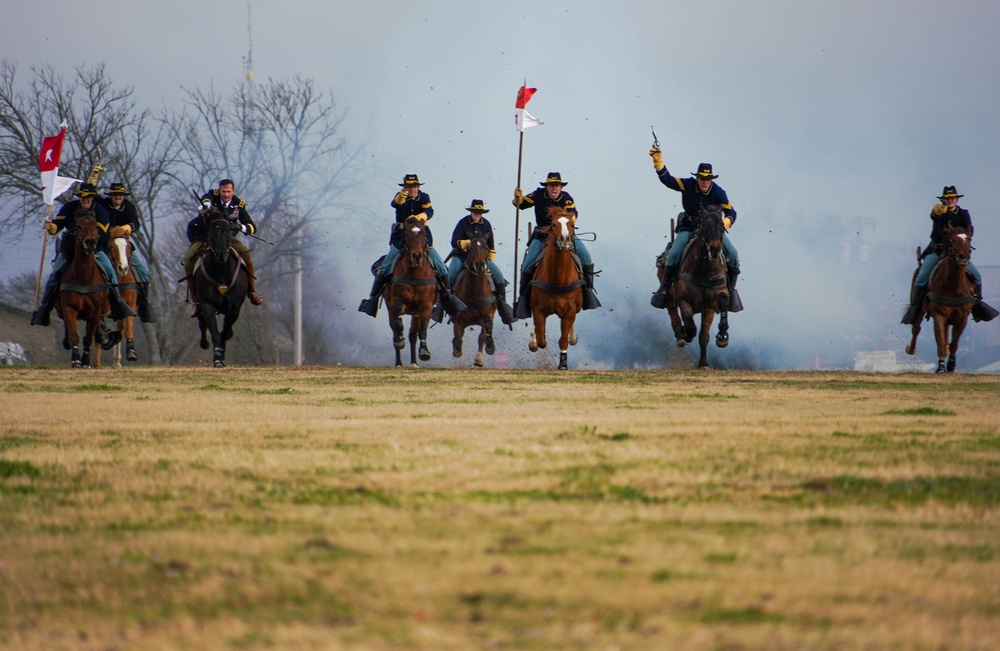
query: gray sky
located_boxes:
[3,0,1000,368]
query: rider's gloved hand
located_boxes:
[723,217,732,230]
[412,212,428,223]
[932,203,948,216]
[458,239,471,251]
[239,223,248,234]
[120,225,132,236]
[649,146,664,170]
[395,190,409,205]
[512,187,523,207]
[44,220,57,235]
[489,249,496,261]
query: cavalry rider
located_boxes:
[511,172,599,318]
[358,173,463,318]
[447,199,516,325]
[901,185,998,324]
[30,183,137,326]
[649,146,742,311]
[182,178,263,314]
[96,182,155,322]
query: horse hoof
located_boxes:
[676,339,687,348]
[101,331,122,351]
[419,349,431,362]
[904,345,916,356]
[528,343,538,353]
[699,362,712,369]
[127,351,138,362]
[410,363,419,368]
[716,333,729,348]
[394,339,406,351]
[569,334,579,346]
[453,350,462,358]
[200,339,209,350]
[214,360,225,368]
[485,336,495,356]
[474,359,484,368]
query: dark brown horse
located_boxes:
[451,237,497,367]
[661,204,731,368]
[107,225,139,366]
[905,224,974,373]
[57,214,116,368]
[526,207,583,370]
[194,212,249,367]
[385,216,438,367]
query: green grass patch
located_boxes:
[258,387,296,395]
[798,475,1000,506]
[704,552,737,563]
[0,458,41,478]
[698,606,783,624]
[883,407,956,416]
[72,383,126,392]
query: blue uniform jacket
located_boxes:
[929,206,973,247]
[54,200,112,251]
[450,215,496,257]
[390,191,435,247]
[656,167,736,232]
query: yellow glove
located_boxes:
[395,190,409,205]
[44,221,57,235]
[932,203,947,216]
[458,239,471,251]
[121,224,132,236]
[723,217,732,230]
[512,187,523,207]
[412,212,428,223]
[649,147,664,170]
[489,249,496,261]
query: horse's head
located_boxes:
[694,205,725,261]
[943,223,972,267]
[465,237,489,275]
[109,225,132,275]
[544,207,576,252]
[207,211,235,265]
[73,211,99,255]
[402,216,429,268]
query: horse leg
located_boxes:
[698,310,715,369]
[568,323,578,347]
[198,312,210,350]
[484,317,496,356]
[558,351,569,371]
[948,317,968,373]
[474,325,485,367]
[392,316,406,351]
[933,316,948,374]
[905,319,922,356]
[680,303,697,344]
[558,314,574,354]
[64,309,82,367]
[716,312,730,349]
[409,318,420,367]
[533,309,548,349]
[202,306,225,367]
[453,322,464,358]
[418,315,431,363]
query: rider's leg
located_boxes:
[30,254,66,326]
[429,246,466,316]
[967,261,999,322]
[651,231,691,309]
[486,260,515,325]
[96,251,137,321]
[129,251,156,323]
[902,252,937,325]
[359,246,398,317]
[514,239,544,318]
[231,239,262,305]
[447,256,463,287]
[182,240,203,317]
[573,238,600,310]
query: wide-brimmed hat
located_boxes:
[75,183,98,198]
[692,163,718,179]
[467,199,489,214]
[399,173,424,187]
[105,182,130,196]
[938,185,963,200]
[539,172,567,186]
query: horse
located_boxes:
[384,216,438,367]
[107,225,140,366]
[905,224,975,373]
[193,211,249,367]
[526,207,583,370]
[451,237,497,367]
[661,204,731,369]
[56,214,119,368]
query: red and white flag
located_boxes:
[515,85,543,132]
[39,125,80,206]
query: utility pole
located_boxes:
[243,0,254,83]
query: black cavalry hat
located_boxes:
[399,173,424,187]
[539,171,567,186]
[938,185,963,200]
[105,182,130,196]
[692,163,718,179]
[466,199,489,214]
[75,182,98,198]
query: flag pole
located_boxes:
[32,206,53,312]
[513,129,525,298]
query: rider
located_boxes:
[358,174,463,319]
[30,183,137,326]
[649,146,742,311]
[447,199,515,325]
[96,182,155,322]
[511,172,599,318]
[901,185,998,324]
[182,179,263,313]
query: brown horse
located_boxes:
[661,204,730,368]
[905,224,975,373]
[451,237,497,367]
[526,207,583,370]
[56,214,116,368]
[107,226,139,365]
[385,216,438,367]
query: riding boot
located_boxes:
[650,265,677,309]
[30,283,59,327]
[438,275,467,317]
[972,282,999,323]
[494,281,516,326]
[245,259,263,305]
[514,270,533,319]
[187,276,200,318]
[901,286,927,325]
[726,267,744,313]
[582,263,602,310]
[137,282,156,323]
[107,283,137,321]
[359,274,390,318]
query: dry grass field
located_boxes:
[1,366,999,650]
